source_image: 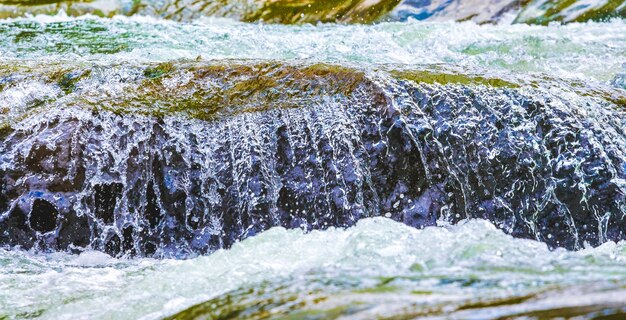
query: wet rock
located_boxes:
[389,0,525,24]
[93,183,123,224]
[28,198,58,233]
[239,0,401,24]
[0,61,625,257]
[2,0,624,25]
[515,0,626,25]
[0,0,400,24]
[57,210,90,251]
[612,66,626,90]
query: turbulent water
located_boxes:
[0,14,625,81]
[3,218,626,319]
[1,4,626,320]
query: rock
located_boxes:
[0,61,625,257]
[515,0,626,25]
[0,0,401,24]
[3,0,625,25]
[612,64,626,89]
[388,0,525,24]
[613,74,626,89]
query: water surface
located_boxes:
[2,218,626,319]
[1,12,626,320]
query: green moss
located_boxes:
[409,290,433,295]
[132,61,371,121]
[55,69,91,94]
[456,292,538,311]
[0,0,69,4]
[143,62,174,79]
[1,60,622,126]
[0,0,401,24]
[243,0,400,24]
[0,122,12,140]
[390,69,520,88]
[515,0,626,25]
[163,283,307,320]
[163,281,376,320]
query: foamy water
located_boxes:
[1,218,625,319]
[1,12,626,320]
[0,14,624,83]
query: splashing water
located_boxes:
[0,15,624,82]
[2,218,626,319]
[1,7,626,320]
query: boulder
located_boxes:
[1,61,625,257]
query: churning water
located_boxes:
[0,5,626,320]
[3,218,626,319]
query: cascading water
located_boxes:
[2,61,626,258]
[1,1,626,319]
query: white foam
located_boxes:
[1,218,625,319]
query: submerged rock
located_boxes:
[613,64,626,89]
[389,0,525,24]
[515,0,626,25]
[0,61,625,257]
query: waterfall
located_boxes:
[1,61,624,257]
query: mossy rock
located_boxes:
[0,60,377,122]
[2,59,626,258]
[514,0,626,25]
[242,0,401,24]
[390,69,521,88]
[0,0,400,24]
[0,0,132,19]
[5,0,623,24]
[1,60,622,123]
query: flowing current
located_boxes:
[3,219,626,319]
[1,9,626,320]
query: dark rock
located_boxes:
[0,62,625,257]
[28,198,58,233]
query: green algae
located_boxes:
[390,69,521,89]
[143,62,174,79]
[1,60,623,128]
[0,61,376,123]
[164,280,379,320]
[0,122,11,140]
[455,292,539,311]
[243,0,400,24]
[55,69,91,94]
[2,0,626,24]
[131,62,372,120]
[390,67,626,110]
[163,284,324,320]
[515,0,626,25]
[0,0,399,24]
